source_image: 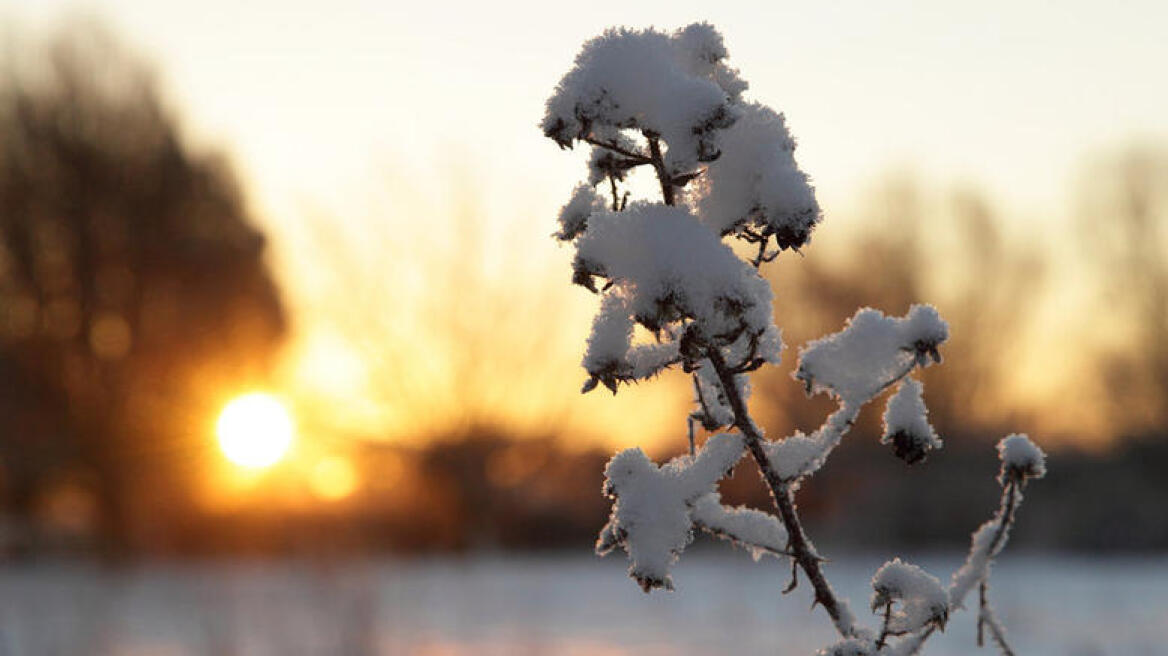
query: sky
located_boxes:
[7,1,1168,219]
[3,0,1167,448]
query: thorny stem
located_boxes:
[705,347,857,638]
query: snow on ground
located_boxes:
[0,550,1164,655]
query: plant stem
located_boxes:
[977,479,1020,654]
[706,347,856,637]
[876,601,894,649]
[646,134,675,206]
[581,136,653,164]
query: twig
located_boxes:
[581,135,652,164]
[705,347,858,637]
[980,602,1016,656]
[646,133,675,206]
[686,414,696,457]
[976,479,1020,654]
[876,601,894,649]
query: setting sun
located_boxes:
[216,393,294,468]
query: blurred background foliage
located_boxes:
[0,18,1165,561]
[0,25,285,556]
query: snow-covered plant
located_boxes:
[542,24,1046,655]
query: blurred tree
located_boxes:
[0,24,285,556]
[755,179,1043,440]
[1078,147,1168,434]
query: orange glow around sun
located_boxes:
[216,393,294,468]
[309,455,359,501]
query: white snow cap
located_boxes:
[597,433,745,591]
[871,558,949,634]
[690,102,820,250]
[997,433,1046,482]
[881,378,943,464]
[795,305,949,405]
[541,24,745,175]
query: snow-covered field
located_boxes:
[1,551,1163,655]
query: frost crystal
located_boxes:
[795,305,949,405]
[881,378,942,464]
[597,433,745,591]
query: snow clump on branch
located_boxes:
[871,559,949,635]
[690,103,821,251]
[596,433,745,591]
[998,433,1047,483]
[881,378,943,464]
[795,305,948,405]
[575,203,779,392]
[542,24,745,175]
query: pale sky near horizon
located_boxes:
[3,0,1166,446]
[7,0,1167,221]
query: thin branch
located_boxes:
[908,476,1025,655]
[779,359,917,483]
[979,603,1017,656]
[686,413,696,457]
[894,624,938,656]
[750,236,770,268]
[977,582,987,647]
[986,479,1020,562]
[582,135,652,165]
[976,479,1020,654]
[876,601,894,650]
[646,133,675,206]
[705,347,858,638]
